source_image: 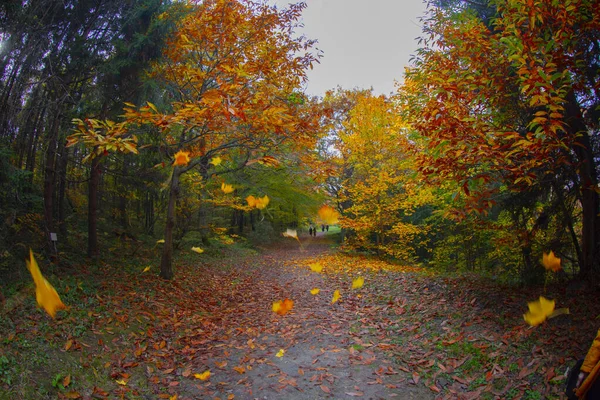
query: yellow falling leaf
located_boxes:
[318,205,339,225]
[26,249,67,318]
[542,251,561,272]
[221,182,234,194]
[523,296,555,326]
[310,288,320,295]
[256,195,269,210]
[282,229,298,239]
[194,370,211,380]
[276,349,285,358]
[142,266,150,273]
[169,395,178,400]
[172,150,190,166]
[191,247,204,254]
[309,263,323,273]
[332,290,341,304]
[156,239,165,244]
[210,156,222,166]
[352,277,364,289]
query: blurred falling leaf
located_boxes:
[276,349,285,358]
[142,266,150,273]
[332,290,341,304]
[318,205,339,225]
[246,195,256,208]
[310,288,320,295]
[172,150,190,166]
[221,182,234,194]
[26,249,67,318]
[256,195,269,210]
[194,370,211,380]
[282,229,299,242]
[352,277,364,289]
[210,156,222,166]
[542,251,561,272]
[156,239,165,244]
[191,247,204,254]
[523,296,555,326]
[116,379,127,385]
[272,298,294,315]
[309,263,323,273]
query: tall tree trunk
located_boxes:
[160,169,181,280]
[57,140,69,239]
[565,90,600,282]
[43,111,60,255]
[88,155,101,258]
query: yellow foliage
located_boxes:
[318,205,339,225]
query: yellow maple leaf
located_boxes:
[318,205,339,225]
[221,182,234,194]
[142,266,150,273]
[542,251,561,272]
[116,379,127,385]
[26,249,67,318]
[332,290,341,304]
[246,195,257,208]
[194,370,211,380]
[309,262,323,273]
[255,195,269,210]
[523,296,555,326]
[191,247,204,254]
[210,156,222,166]
[352,277,364,289]
[276,349,285,358]
[172,150,190,166]
[310,288,320,295]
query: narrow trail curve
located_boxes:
[151,234,434,400]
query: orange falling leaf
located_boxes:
[318,205,339,225]
[272,298,294,315]
[352,277,364,289]
[542,251,561,272]
[523,296,555,326]
[310,288,320,295]
[221,182,234,194]
[246,195,257,208]
[309,262,323,273]
[26,249,67,318]
[332,290,341,304]
[172,150,191,166]
[255,195,269,210]
[194,370,211,380]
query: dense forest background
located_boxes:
[1,0,599,296]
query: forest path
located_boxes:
[2,232,597,399]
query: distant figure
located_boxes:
[326,225,329,232]
[321,225,325,232]
[309,227,313,236]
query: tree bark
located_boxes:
[88,156,101,258]
[160,170,180,280]
[43,111,60,255]
[565,90,600,281]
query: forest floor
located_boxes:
[1,232,599,399]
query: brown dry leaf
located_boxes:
[233,366,246,374]
[320,385,331,394]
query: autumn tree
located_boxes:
[399,0,600,281]
[123,0,320,279]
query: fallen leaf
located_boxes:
[116,379,127,385]
[142,266,150,273]
[309,263,323,273]
[310,288,320,295]
[332,290,341,304]
[233,366,246,374]
[352,277,364,289]
[320,385,331,394]
[276,349,285,358]
[65,339,73,351]
[63,374,71,387]
[272,298,293,315]
[194,370,211,380]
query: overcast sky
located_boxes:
[272,0,429,97]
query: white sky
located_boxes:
[272,0,429,97]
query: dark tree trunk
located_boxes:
[88,156,101,258]
[57,140,69,239]
[43,111,60,255]
[565,90,600,282]
[160,169,181,280]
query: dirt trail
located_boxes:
[156,234,433,399]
